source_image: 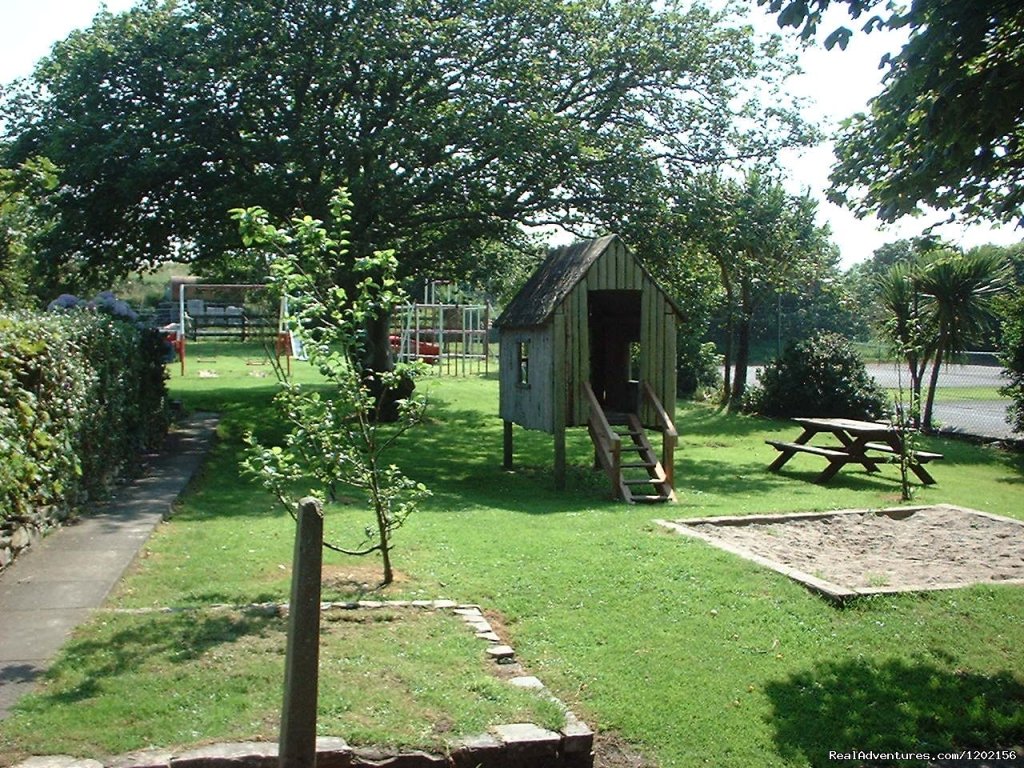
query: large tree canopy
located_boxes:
[0,153,58,308]
[760,0,1024,229]
[2,0,812,294]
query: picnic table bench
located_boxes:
[766,417,943,485]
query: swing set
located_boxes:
[166,280,491,378]
[389,281,492,376]
[166,282,280,375]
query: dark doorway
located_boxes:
[589,290,641,412]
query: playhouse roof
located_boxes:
[495,234,680,328]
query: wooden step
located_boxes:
[624,476,664,486]
[590,405,676,504]
[627,493,672,504]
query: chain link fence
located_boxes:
[857,351,1018,441]
[733,351,1020,441]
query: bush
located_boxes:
[0,302,168,525]
[998,293,1024,433]
[677,340,722,401]
[743,332,887,420]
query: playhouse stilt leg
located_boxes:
[554,427,566,490]
[503,420,514,470]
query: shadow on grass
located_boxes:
[397,399,914,512]
[679,403,783,439]
[765,658,1024,765]
[389,402,620,514]
[31,610,278,707]
[677,448,917,499]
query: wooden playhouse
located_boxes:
[495,234,681,503]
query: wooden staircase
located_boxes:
[584,381,677,504]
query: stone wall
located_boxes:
[0,505,71,572]
[14,727,594,768]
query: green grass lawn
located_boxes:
[2,341,1023,767]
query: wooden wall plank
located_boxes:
[640,285,654,425]
[576,285,589,425]
[498,327,554,433]
[665,306,677,423]
[552,310,567,434]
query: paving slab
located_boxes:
[0,412,218,719]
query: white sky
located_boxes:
[1,0,1020,268]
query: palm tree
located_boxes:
[874,262,934,427]
[918,250,1009,431]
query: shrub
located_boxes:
[998,292,1024,434]
[677,340,722,401]
[0,302,168,526]
[743,331,887,420]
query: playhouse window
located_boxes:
[517,341,530,386]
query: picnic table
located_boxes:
[766,417,943,485]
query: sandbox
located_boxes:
[657,504,1024,603]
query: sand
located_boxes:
[674,505,1024,593]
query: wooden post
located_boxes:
[484,305,490,376]
[279,497,323,768]
[503,420,514,470]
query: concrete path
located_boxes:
[0,413,219,719]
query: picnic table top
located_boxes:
[793,417,895,434]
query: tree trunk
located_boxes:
[379,526,394,587]
[922,343,945,432]
[899,349,922,430]
[729,312,750,412]
[729,283,754,412]
[718,264,735,407]
[721,318,733,405]
[364,310,414,423]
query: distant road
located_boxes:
[863,362,1006,390]
[731,363,1021,441]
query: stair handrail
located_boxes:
[641,380,677,489]
[583,381,621,498]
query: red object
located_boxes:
[164,331,185,375]
[276,332,293,357]
[389,334,439,364]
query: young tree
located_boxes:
[842,237,944,340]
[999,292,1024,434]
[759,0,1024,228]
[234,188,429,587]
[874,261,934,429]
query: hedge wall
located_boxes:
[0,307,169,537]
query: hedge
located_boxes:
[0,304,169,527]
